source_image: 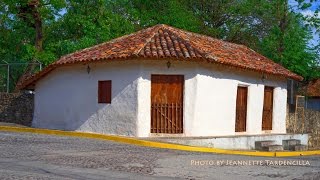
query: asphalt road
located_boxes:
[0,131,319,180]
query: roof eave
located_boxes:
[18,57,303,90]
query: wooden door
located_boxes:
[262,86,273,130]
[235,86,248,132]
[151,75,184,134]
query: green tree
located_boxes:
[258,0,320,79]
[118,0,202,32]
[45,0,135,59]
[185,0,276,48]
[260,14,319,79]
[0,0,66,91]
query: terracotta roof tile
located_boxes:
[18,24,303,89]
[305,79,320,97]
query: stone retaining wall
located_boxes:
[287,106,320,149]
[0,92,34,126]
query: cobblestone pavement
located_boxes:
[0,131,319,180]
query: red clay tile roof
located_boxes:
[18,24,303,89]
[305,79,320,97]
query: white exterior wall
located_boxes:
[137,61,287,137]
[33,60,288,137]
[33,62,140,136]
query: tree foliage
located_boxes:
[0,0,319,91]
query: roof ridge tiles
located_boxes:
[134,25,164,57]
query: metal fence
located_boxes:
[0,61,42,92]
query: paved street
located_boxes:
[0,131,319,180]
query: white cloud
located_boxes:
[301,9,320,18]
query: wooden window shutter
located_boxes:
[98,80,112,103]
[235,86,248,132]
[262,86,274,130]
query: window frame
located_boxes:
[98,80,112,104]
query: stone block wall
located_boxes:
[0,92,34,126]
[287,105,320,149]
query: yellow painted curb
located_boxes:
[0,126,319,157]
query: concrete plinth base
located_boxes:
[143,133,308,150]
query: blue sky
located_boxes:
[289,0,320,46]
[310,1,320,10]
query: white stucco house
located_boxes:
[19,24,308,149]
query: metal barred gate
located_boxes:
[151,75,184,134]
